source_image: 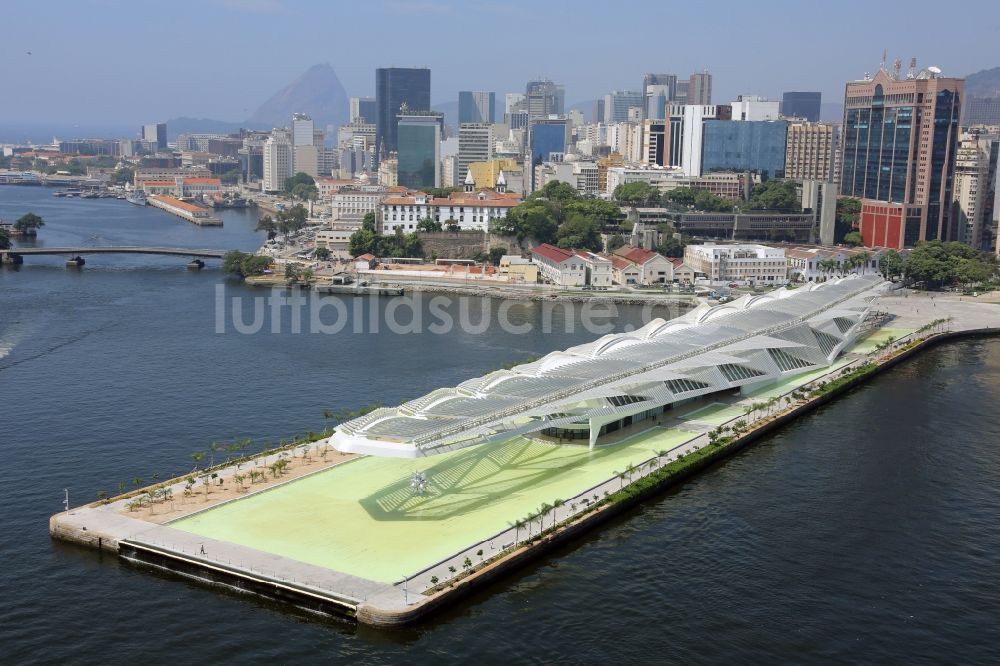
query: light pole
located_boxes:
[403,574,408,605]
[63,489,69,512]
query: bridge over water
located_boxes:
[0,246,230,267]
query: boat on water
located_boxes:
[125,190,147,206]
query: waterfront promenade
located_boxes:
[48,290,1000,625]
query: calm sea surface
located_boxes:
[1,186,998,664]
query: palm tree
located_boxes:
[322,409,334,433]
[614,470,625,489]
[131,477,143,491]
[208,441,224,467]
[510,519,524,546]
[552,499,564,528]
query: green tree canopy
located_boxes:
[657,235,687,258]
[284,172,316,195]
[488,246,508,265]
[416,217,443,232]
[878,250,904,280]
[613,181,661,206]
[255,215,278,240]
[14,212,45,233]
[348,228,377,257]
[0,228,11,250]
[222,251,272,278]
[843,231,863,246]
[746,180,798,211]
[362,212,377,232]
[835,197,862,242]
[555,213,602,252]
[663,187,735,212]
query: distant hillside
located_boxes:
[965,67,1000,97]
[247,63,348,129]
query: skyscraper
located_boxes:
[952,130,998,250]
[642,73,677,119]
[349,97,377,123]
[458,123,495,185]
[841,65,964,248]
[603,91,644,123]
[291,113,318,177]
[142,123,167,151]
[375,67,431,160]
[525,80,564,120]
[688,72,712,105]
[396,112,443,189]
[263,130,292,192]
[458,91,496,124]
[785,122,839,182]
[781,92,822,121]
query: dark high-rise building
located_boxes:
[701,120,789,180]
[458,91,496,124]
[963,95,1000,126]
[841,66,964,248]
[375,67,431,160]
[782,92,822,121]
[396,112,443,189]
[142,123,167,151]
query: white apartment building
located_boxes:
[262,132,292,192]
[953,132,997,250]
[684,243,788,284]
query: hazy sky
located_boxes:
[2,0,998,126]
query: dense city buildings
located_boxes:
[375,67,431,160]
[781,92,822,121]
[603,91,645,123]
[291,113,318,177]
[841,65,964,248]
[687,71,713,105]
[642,73,677,119]
[458,91,496,124]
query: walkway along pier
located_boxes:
[48,290,1000,627]
[1,246,228,268]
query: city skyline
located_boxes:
[2,0,998,126]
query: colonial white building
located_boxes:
[379,175,521,233]
[613,245,675,284]
[531,243,588,287]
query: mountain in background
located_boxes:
[965,67,1000,97]
[247,63,348,129]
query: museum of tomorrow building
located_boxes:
[331,276,888,458]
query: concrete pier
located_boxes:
[48,291,1000,626]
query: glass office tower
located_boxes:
[396,112,442,189]
[701,120,789,179]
